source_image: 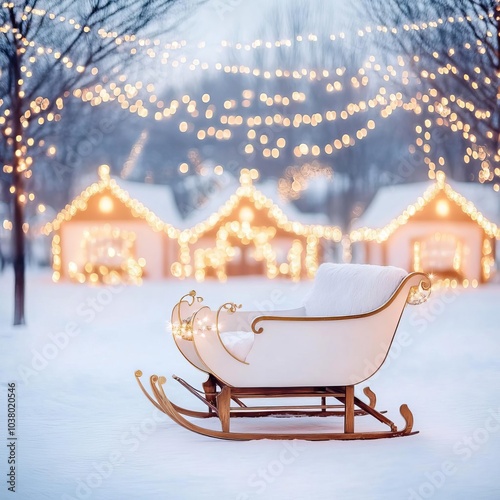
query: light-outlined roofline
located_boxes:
[42,165,180,239]
[177,168,342,245]
[350,173,500,243]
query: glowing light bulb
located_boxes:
[99,195,114,213]
[239,206,254,223]
[436,199,450,217]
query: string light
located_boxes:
[15,12,492,190]
[4,5,500,260]
[66,225,145,285]
[68,46,499,187]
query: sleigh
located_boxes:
[136,264,431,441]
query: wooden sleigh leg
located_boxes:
[204,375,247,411]
[202,374,218,412]
[344,385,355,433]
[329,386,415,436]
[217,386,231,432]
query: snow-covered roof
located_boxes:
[113,177,183,228]
[178,170,341,242]
[179,175,240,229]
[354,182,429,229]
[352,179,500,240]
[257,180,330,226]
[181,176,330,229]
[68,169,183,227]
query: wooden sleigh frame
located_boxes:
[136,271,431,441]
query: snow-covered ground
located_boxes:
[0,269,499,500]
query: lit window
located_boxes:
[239,206,254,223]
[99,195,114,213]
[436,199,450,217]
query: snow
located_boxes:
[354,181,500,230]
[1,269,499,500]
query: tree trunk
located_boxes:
[11,35,25,326]
[495,2,500,157]
[12,168,25,326]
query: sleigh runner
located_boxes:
[136,264,431,440]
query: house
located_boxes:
[350,173,500,284]
[171,169,341,281]
[43,165,180,284]
[44,165,341,284]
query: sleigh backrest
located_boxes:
[242,271,430,386]
[302,263,408,317]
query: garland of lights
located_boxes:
[65,45,498,188]
[350,171,498,285]
[3,5,500,246]
[67,225,145,285]
[7,29,496,178]
[41,173,499,285]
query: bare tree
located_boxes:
[367,0,500,186]
[0,0,200,325]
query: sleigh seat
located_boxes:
[136,264,431,440]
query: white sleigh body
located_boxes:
[175,272,429,388]
[137,267,431,441]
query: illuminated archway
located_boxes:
[413,232,465,279]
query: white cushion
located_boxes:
[303,263,407,317]
[219,331,254,362]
